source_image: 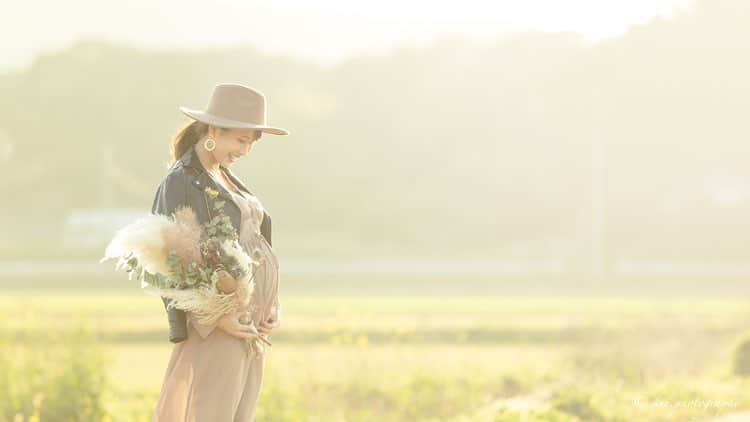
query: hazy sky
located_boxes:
[3,0,694,72]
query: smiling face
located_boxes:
[207,126,263,167]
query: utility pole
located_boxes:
[591,138,606,280]
[100,143,114,208]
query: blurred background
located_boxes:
[2,0,750,420]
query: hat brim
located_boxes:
[179,107,290,135]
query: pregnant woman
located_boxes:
[151,83,289,421]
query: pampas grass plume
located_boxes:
[162,205,204,267]
[100,213,172,275]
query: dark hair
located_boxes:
[170,120,208,165]
[169,121,263,166]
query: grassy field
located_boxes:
[2,275,750,421]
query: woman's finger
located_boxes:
[266,321,279,330]
[237,331,255,339]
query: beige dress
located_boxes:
[152,185,281,422]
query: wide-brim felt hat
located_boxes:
[179,83,290,135]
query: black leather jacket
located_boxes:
[150,144,273,343]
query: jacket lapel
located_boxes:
[178,145,269,236]
[178,146,240,207]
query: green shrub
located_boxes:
[732,333,750,377]
[0,317,111,422]
[548,388,606,422]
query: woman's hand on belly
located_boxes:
[217,310,261,340]
[257,318,279,338]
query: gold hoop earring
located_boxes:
[203,137,216,151]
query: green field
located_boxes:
[2,275,750,421]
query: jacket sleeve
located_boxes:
[260,212,272,247]
[258,211,280,326]
[151,171,189,343]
